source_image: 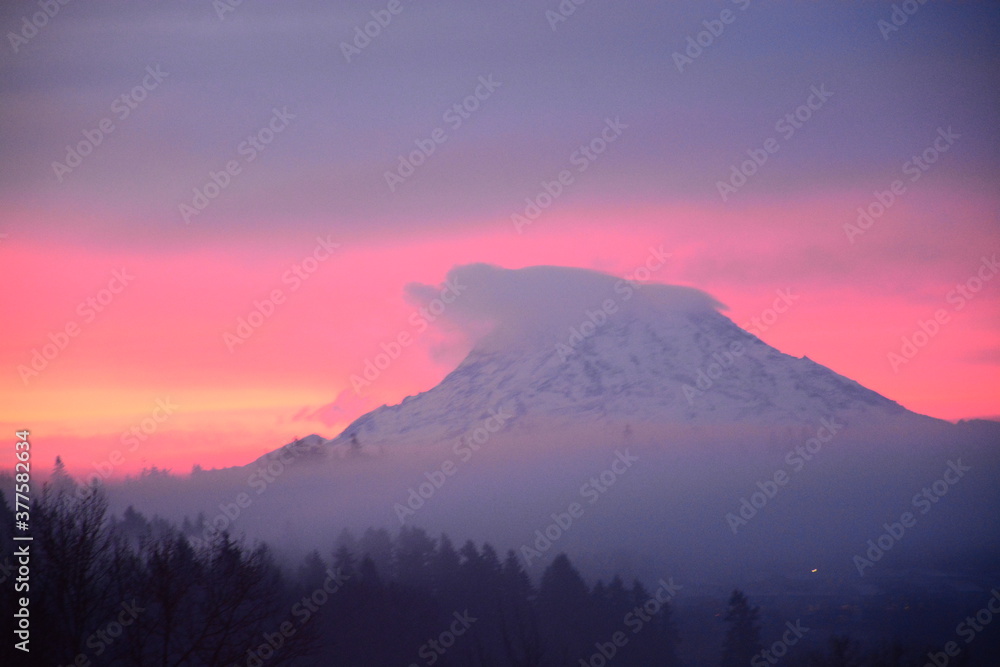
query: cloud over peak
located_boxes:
[405,263,725,352]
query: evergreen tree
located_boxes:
[332,543,357,581]
[297,549,328,591]
[429,533,461,602]
[537,553,593,661]
[628,579,680,666]
[51,455,76,495]
[824,635,862,667]
[394,525,436,590]
[358,527,393,578]
[721,589,763,667]
[497,549,545,666]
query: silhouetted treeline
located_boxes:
[0,477,678,666]
[0,473,988,666]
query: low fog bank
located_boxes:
[101,418,1000,593]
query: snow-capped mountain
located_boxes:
[316,266,929,454]
[191,266,997,590]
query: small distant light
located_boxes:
[811,568,818,573]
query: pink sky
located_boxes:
[3,185,998,480]
[3,1,997,481]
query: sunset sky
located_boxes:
[1,1,997,478]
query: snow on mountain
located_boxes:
[316,265,926,454]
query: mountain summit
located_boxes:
[320,265,922,453]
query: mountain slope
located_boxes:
[318,266,929,453]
